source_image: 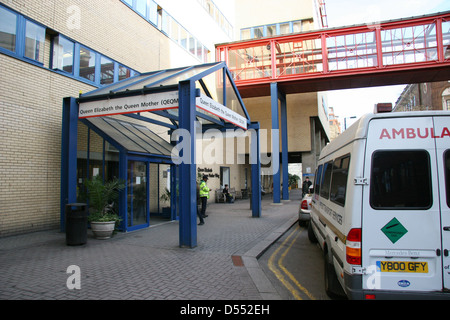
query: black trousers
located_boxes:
[197,205,204,224]
[200,197,207,217]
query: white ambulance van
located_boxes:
[308,111,450,299]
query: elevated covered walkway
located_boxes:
[216,11,450,204]
[217,11,450,97]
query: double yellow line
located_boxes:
[268,225,316,300]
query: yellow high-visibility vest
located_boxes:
[199,181,210,198]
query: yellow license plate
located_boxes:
[377,261,428,273]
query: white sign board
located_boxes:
[196,94,247,130]
[79,91,179,118]
[79,91,247,130]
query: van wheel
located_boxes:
[307,222,317,243]
[324,252,346,299]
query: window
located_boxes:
[180,28,188,49]
[293,21,302,33]
[121,0,208,63]
[370,150,432,209]
[314,165,323,196]
[170,18,179,42]
[240,20,306,40]
[119,65,132,81]
[79,46,96,82]
[280,23,290,35]
[254,27,264,39]
[148,0,158,25]
[267,24,277,37]
[52,35,74,73]
[100,56,114,85]
[445,150,450,208]
[136,0,147,18]
[241,29,251,40]
[202,46,209,63]
[189,36,196,55]
[320,161,333,199]
[330,155,350,206]
[0,6,17,52]
[160,9,169,35]
[25,20,45,63]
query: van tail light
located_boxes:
[301,200,308,210]
[346,228,362,265]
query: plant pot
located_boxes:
[90,221,116,239]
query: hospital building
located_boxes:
[0,0,329,238]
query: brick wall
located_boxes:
[0,0,199,236]
[0,54,96,236]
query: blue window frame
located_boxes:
[24,19,45,63]
[0,5,17,53]
[79,46,96,82]
[100,56,114,85]
[0,3,137,87]
[148,0,158,26]
[120,0,210,63]
[52,35,74,74]
[135,0,147,17]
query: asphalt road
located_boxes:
[259,223,334,300]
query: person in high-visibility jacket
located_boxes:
[198,175,210,225]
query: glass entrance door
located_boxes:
[127,160,149,230]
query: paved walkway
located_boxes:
[0,190,300,300]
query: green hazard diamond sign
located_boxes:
[381,218,408,244]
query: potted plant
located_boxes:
[160,187,171,218]
[84,175,126,239]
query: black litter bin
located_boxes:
[65,203,88,246]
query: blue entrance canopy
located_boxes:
[61,62,261,248]
[78,62,250,130]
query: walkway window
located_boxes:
[0,6,17,52]
[25,20,45,63]
[79,46,96,82]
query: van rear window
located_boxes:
[370,150,432,210]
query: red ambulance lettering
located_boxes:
[380,127,450,140]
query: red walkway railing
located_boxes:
[216,11,450,95]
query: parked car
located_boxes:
[298,185,313,227]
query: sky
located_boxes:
[323,0,450,129]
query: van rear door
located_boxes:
[434,116,450,291]
[362,116,443,293]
